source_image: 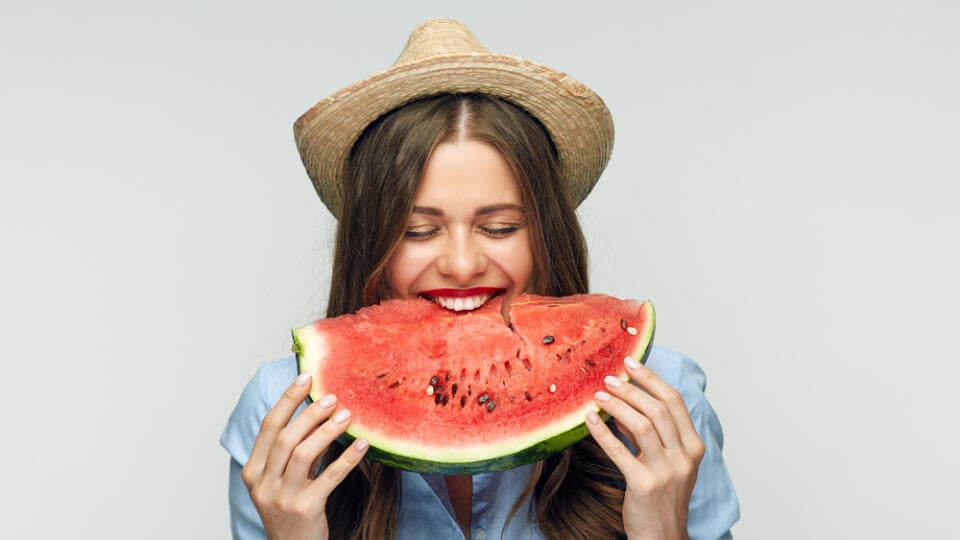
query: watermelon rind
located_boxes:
[292,297,655,475]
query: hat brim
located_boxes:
[294,53,614,218]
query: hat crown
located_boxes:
[394,19,489,65]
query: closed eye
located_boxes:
[404,226,440,239]
[479,224,521,236]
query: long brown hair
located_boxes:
[322,94,625,539]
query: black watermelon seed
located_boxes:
[434,393,442,405]
[478,393,489,404]
[445,373,450,381]
[451,383,458,397]
[542,335,555,345]
[486,401,496,412]
[524,391,533,401]
[429,375,439,386]
[460,395,467,408]
[441,394,449,406]
[389,381,400,389]
[376,373,387,379]
[585,358,596,367]
[621,318,628,329]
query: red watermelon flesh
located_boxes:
[293,293,655,474]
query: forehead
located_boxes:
[415,140,520,205]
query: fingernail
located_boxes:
[355,438,369,452]
[595,391,612,402]
[295,372,311,386]
[624,356,642,370]
[317,394,337,407]
[603,375,623,388]
[332,409,351,423]
[586,410,601,425]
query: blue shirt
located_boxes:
[221,346,740,539]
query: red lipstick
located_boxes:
[419,287,503,298]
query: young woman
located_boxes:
[222,20,739,540]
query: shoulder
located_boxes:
[644,346,708,408]
[646,346,741,536]
[220,357,300,464]
[637,346,722,440]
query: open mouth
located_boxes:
[419,287,505,312]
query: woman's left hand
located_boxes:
[585,356,705,540]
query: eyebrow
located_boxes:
[411,203,525,217]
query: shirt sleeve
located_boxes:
[220,357,301,540]
[646,347,741,540]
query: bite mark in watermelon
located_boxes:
[293,293,655,474]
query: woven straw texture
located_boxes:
[294,19,614,217]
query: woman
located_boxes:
[222,19,739,540]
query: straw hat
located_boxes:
[294,19,614,218]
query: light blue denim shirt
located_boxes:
[221,346,740,539]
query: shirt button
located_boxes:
[473,528,485,540]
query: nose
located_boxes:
[436,231,488,283]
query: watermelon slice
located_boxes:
[293,293,655,474]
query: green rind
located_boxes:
[293,298,656,474]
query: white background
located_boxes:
[2,1,958,538]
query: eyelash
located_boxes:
[403,225,521,239]
[403,228,438,239]
[479,225,519,236]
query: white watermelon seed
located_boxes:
[549,383,557,393]
[426,385,435,396]
[627,326,638,335]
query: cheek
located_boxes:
[497,233,535,291]
[383,244,429,299]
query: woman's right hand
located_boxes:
[241,372,368,540]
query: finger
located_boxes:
[603,372,682,450]
[282,407,353,484]
[623,356,701,449]
[585,408,641,478]
[264,394,339,479]
[307,437,369,500]
[247,372,313,474]
[594,391,668,466]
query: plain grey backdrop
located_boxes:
[2,1,958,538]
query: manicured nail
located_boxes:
[624,356,642,371]
[603,375,623,388]
[586,410,601,425]
[332,409,351,423]
[355,438,369,452]
[317,394,337,407]
[295,372,311,386]
[595,391,612,402]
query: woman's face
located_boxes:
[384,139,534,312]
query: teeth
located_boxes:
[433,293,492,312]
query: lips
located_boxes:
[419,287,504,312]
